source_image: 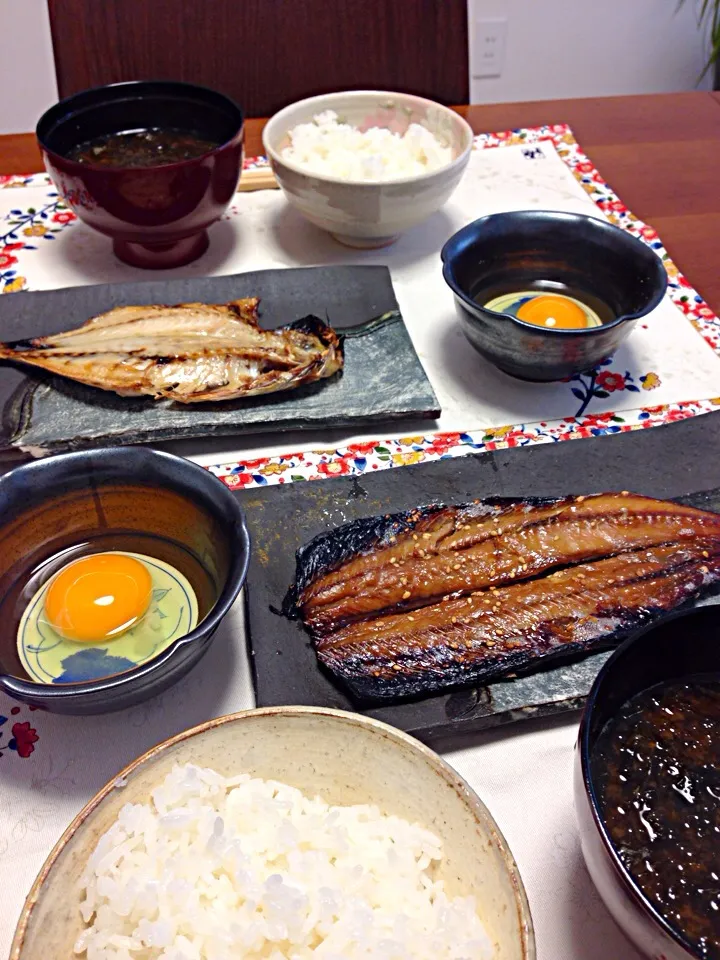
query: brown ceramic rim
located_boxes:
[10,705,536,960]
[263,90,474,188]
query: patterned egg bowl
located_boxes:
[0,447,249,714]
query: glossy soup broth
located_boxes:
[592,678,720,959]
[67,128,219,168]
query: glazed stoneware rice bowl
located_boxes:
[263,90,474,248]
[575,606,720,959]
[37,81,244,269]
[441,209,668,381]
[0,447,249,714]
[10,706,535,960]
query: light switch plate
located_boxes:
[472,17,508,78]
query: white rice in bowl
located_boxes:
[280,110,453,181]
[75,763,494,960]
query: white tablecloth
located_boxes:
[1,128,695,957]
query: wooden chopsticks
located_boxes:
[237,166,279,192]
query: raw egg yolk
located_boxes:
[516,295,589,329]
[44,553,153,643]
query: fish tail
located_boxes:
[0,338,38,357]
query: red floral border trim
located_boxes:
[0,702,40,759]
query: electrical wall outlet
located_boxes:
[471,18,508,79]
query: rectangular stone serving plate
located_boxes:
[240,411,720,745]
[0,265,439,455]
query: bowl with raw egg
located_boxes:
[441,209,667,381]
[0,447,249,714]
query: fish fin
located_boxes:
[0,338,43,356]
[284,315,344,355]
[287,315,330,335]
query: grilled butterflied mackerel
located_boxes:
[285,493,720,700]
[0,298,343,403]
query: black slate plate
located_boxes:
[240,411,720,745]
[0,265,439,455]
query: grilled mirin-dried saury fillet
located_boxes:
[285,493,720,700]
[0,298,343,403]
[317,540,720,699]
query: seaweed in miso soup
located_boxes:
[592,679,720,959]
[67,128,220,168]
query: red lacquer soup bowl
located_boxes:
[36,80,244,269]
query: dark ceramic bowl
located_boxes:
[575,606,720,959]
[0,447,249,714]
[441,210,667,381]
[36,81,244,269]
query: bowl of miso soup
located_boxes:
[0,447,249,714]
[575,605,720,960]
[36,81,244,269]
[441,210,667,381]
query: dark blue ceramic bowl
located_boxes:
[0,447,249,714]
[575,605,720,959]
[441,210,667,382]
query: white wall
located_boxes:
[0,0,57,134]
[468,0,712,103]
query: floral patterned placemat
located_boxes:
[0,125,717,490]
[214,127,719,489]
[0,127,710,960]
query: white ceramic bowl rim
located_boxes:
[11,705,536,960]
[262,90,475,188]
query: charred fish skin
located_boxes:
[284,496,568,617]
[282,507,436,617]
[285,492,720,703]
[316,540,720,701]
[0,300,344,404]
[289,493,720,637]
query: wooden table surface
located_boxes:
[2,92,718,309]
